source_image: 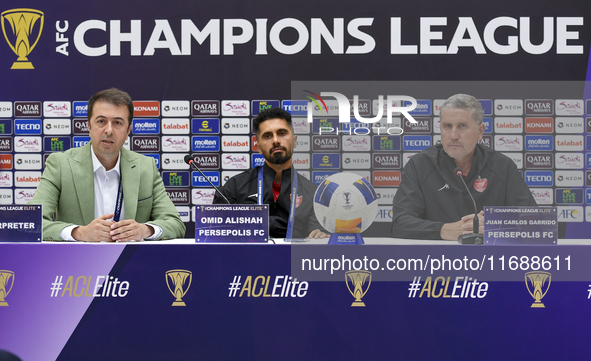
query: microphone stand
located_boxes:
[454,167,484,245]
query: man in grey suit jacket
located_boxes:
[29,88,185,241]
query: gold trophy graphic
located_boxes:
[0,270,15,307]
[1,8,44,69]
[166,269,192,306]
[525,271,551,308]
[345,270,371,307]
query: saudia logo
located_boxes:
[1,8,44,69]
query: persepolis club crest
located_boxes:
[474,177,487,192]
[290,194,303,208]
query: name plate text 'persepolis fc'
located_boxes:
[484,206,558,245]
[194,204,269,242]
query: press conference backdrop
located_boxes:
[0,0,590,238]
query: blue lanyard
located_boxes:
[257,166,298,239]
[113,176,124,222]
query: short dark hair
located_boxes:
[87,88,134,125]
[253,108,292,136]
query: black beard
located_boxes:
[266,152,291,165]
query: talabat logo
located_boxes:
[494,118,523,133]
[162,118,190,134]
[555,135,583,151]
[222,136,249,151]
[291,153,309,169]
[1,8,44,69]
[14,171,41,187]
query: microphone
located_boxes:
[184,155,231,205]
[454,167,483,245]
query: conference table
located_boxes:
[1,238,590,360]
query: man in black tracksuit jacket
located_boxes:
[391,94,537,240]
[213,108,327,239]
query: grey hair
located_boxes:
[440,94,484,125]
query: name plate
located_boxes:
[194,204,269,243]
[0,205,42,242]
[484,206,557,245]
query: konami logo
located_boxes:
[525,118,553,133]
[133,101,160,116]
[373,171,401,187]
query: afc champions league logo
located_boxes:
[1,8,44,69]
[345,270,371,307]
[525,271,551,308]
[165,269,192,306]
[0,270,15,306]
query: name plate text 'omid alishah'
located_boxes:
[194,204,269,243]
